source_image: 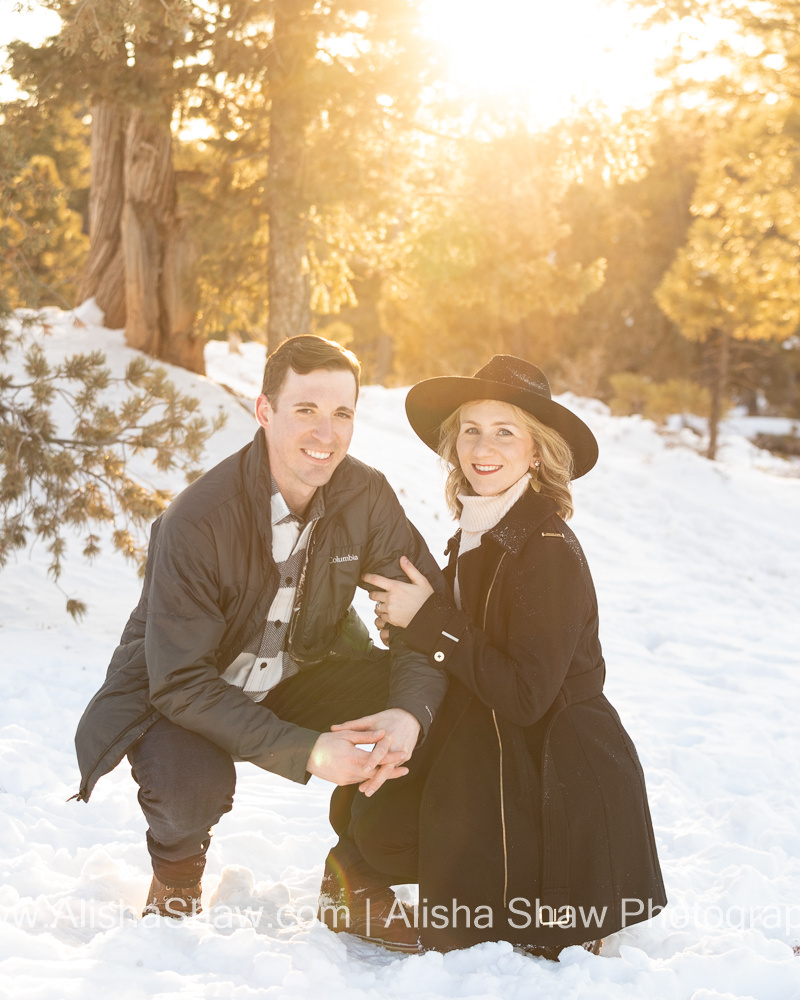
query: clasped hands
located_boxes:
[307,707,420,796]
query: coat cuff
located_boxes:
[386,689,443,740]
[402,593,471,668]
[245,724,320,785]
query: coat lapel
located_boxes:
[446,487,560,621]
[484,486,559,555]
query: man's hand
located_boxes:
[307,728,408,786]
[331,708,421,797]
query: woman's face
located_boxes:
[456,400,537,497]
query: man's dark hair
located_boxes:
[261,335,361,405]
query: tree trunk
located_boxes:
[122,110,204,374]
[707,327,730,460]
[266,0,316,353]
[161,206,204,373]
[77,101,127,327]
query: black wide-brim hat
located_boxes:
[405,355,599,479]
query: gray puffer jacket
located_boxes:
[74,429,448,801]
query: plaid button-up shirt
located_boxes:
[221,479,325,700]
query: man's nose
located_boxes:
[311,416,334,442]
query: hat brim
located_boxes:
[405,376,599,479]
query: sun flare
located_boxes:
[420,0,670,125]
[4,0,673,123]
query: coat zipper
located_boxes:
[483,552,508,907]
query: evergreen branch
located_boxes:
[0,322,226,618]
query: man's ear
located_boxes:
[255,394,273,431]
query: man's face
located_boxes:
[255,367,357,514]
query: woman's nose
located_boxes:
[472,436,495,458]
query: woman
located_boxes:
[323,355,666,955]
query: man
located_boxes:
[74,335,447,937]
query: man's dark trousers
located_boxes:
[128,650,391,887]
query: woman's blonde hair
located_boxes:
[438,401,575,520]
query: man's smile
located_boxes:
[303,449,334,461]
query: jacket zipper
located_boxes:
[483,552,508,908]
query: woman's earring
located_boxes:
[530,460,542,493]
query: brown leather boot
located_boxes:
[319,886,420,952]
[143,875,202,918]
[318,838,420,952]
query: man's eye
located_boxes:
[335,411,353,420]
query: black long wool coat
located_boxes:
[383,486,667,951]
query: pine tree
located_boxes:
[629,0,800,425]
[3,154,88,309]
[655,106,800,457]
[554,108,704,397]
[6,1,219,373]
[6,0,436,365]
[0,137,225,618]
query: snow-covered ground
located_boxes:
[1,308,799,999]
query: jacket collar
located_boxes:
[444,486,560,562]
[484,485,559,554]
[242,429,275,553]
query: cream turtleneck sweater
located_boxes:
[454,472,531,609]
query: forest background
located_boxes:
[3,0,800,466]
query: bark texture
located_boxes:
[266,0,315,353]
[121,110,204,374]
[161,206,204,373]
[77,102,127,327]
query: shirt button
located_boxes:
[260,661,268,670]
[285,577,293,585]
[274,620,282,628]
[434,651,445,662]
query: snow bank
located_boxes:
[1,312,799,998]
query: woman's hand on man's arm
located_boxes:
[364,555,434,630]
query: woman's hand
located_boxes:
[363,556,434,630]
